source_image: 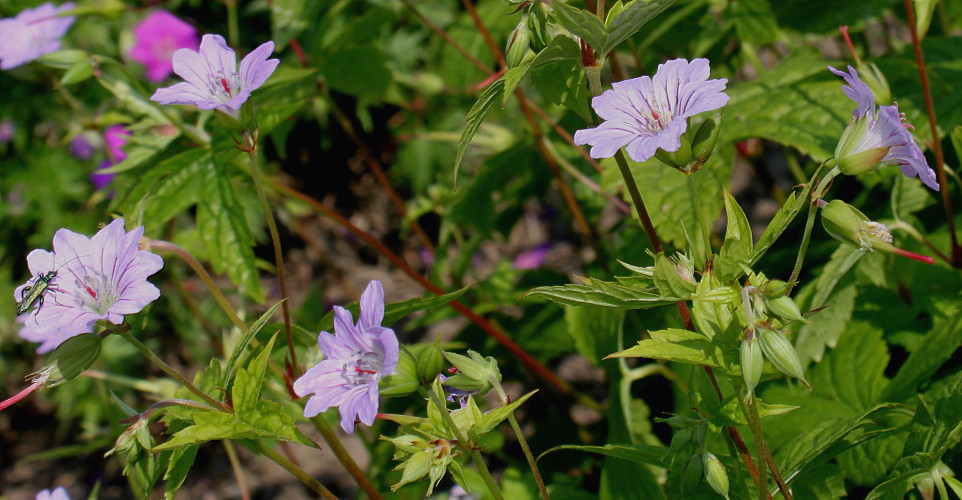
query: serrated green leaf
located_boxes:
[716,191,753,281]
[603,0,677,53]
[116,147,208,225]
[531,60,592,121]
[502,62,533,105]
[163,445,199,500]
[653,253,696,298]
[96,66,170,123]
[608,328,737,374]
[97,120,182,176]
[453,80,505,185]
[525,279,680,309]
[552,0,607,53]
[729,0,779,45]
[750,186,809,268]
[322,46,392,102]
[232,334,277,416]
[473,390,537,435]
[253,66,317,135]
[196,157,265,302]
[884,307,962,401]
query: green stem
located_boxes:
[148,240,247,332]
[786,167,838,294]
[223,441,251,500]
[426,387,504,500]
[738,389,791,500]
[685,172,711,268]
[310,416,385,500]
[614,150,664,253]
[490,378,549,500]
[246,147,298,378]
[226,0,240,48]
[116,328,231,413]
[247,441,338,500]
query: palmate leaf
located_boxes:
[196,154,265,303]
[553,0,677,54]
[154,335,314,451]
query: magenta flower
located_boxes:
[574,58,729,163]
[36,487,70,500]
[91,125,129,189]
[294,281,399,433]
[0,120,13,144]
[0,2,75,70]
[16,219,164,353]
[829,66,939,191]
[150,34,279,114]
[69,133,95,160]
[513,243,551,270]
[129,10,198,83]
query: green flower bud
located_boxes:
[821,200,935,264]
[49,333,102,382]
[506,17,532,68]
[759,279,788,298]
[654,132,693,171]
[758,327,811,390]
[740,336,764,397]
[766,295,809,324]
[527,3,551,52]
[691,113,722,172]
[442,350,501,395]
[416,338,446,386]
[681,454,704,495]
[702,452,731,499]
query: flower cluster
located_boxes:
[830,65,939,191]
[294,281,399,433]
[150,34,279,114]
[574,58,729,163]
[16,219,164,353]
[0,2,75,70]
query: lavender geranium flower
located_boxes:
[36,487,70,500]
[15,219,164,353]
[830,66,939,191]
[293,281,399,433]
[574,58,729,163]
[0,2,75,70]
[150,34,278,114]
[129,10,198,83]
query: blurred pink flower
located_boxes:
[91,125,129,189]
[129,10,198,83]
[0,2,75,70]
[513,243,551,270]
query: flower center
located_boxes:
[206,71,241,103]
[73,272,118,316]
[635,102,672,135]
[341,349,383,385]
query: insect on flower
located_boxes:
[15,255,86,316]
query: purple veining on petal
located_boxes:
[574,58,729,163]
[129,10,198,83]
[150,34,278,114]
[293,280,399,433]
[16,219,164,352]
[0,2,75,70]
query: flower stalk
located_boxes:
[490,376,549,500]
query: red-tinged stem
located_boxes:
[903,0,961,266]
[893,247,936,264]
[260,177,603,413]
[838,26,864,66]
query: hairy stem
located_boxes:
[311,416,385,500]
[738,389,791,500]
[148,240,247,332]
[490,378,549,500]
[116,328,231,413]
[246,441,338,500]
[246,147,298,381]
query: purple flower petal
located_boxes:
[574,58,729,163]
[294,280,398,433]
[16,219,164,351]
[0,3,75,70]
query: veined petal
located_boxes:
[574,121,642,159]
[358,280,385,329]
[239,40,279,94]
[198,34,237,78]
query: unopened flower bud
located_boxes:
[759,279,788,298]
[442,350,501,395]
[702,452,731,499]
[821,200,934,263]
[766,295,809,324]
[654,132,693,171]
[758,327,811,390]
[506,17,532,68]
[49,333,102,382]
[740,336,764,397]
[416,338,446,386]
[691,113,722,171]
